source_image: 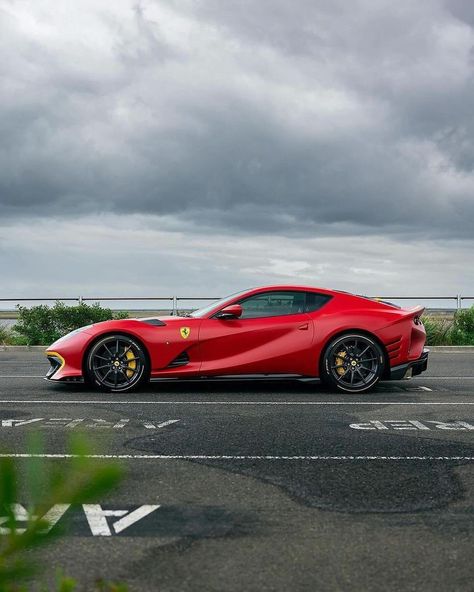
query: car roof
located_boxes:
[244,285,335,295]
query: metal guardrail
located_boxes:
[0,295,473,315]
[0,296,222,316]
[373,296,474,309]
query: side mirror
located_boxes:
[215,304,243,320]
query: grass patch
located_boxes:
[423,307,474,346]
[0,324,27,346]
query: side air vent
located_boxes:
[386,336,402,359]
[140,319,166,327]
[167,351,190,368]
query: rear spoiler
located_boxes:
[401,305,425,322]
[402,305,425,315]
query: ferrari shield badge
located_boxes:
[180,327,191,339]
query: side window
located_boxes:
[238,291,307,319]
[304,292,332,312]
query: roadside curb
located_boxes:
[427,346,474,352]
[1,346,46,352]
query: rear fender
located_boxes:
[318,328,390,379]
[375,306,426,365]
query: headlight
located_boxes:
[52,325,93,346]
[63,325,93,338]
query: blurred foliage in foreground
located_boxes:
[0,433,126,591]
[1,302,128,346]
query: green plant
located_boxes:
[0,325,10,345]
[422,308,474,346]
[452,306,474,345]
[0,326,29,346]
[13,303,128,346]
[0,433,125,591]
[422,315,453,346]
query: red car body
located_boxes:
[45,285,428,391]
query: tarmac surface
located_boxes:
[0,349,473,591]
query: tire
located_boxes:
[321,333,385,394]
[85,334,149,393]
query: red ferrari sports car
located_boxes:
[45,285,428,394]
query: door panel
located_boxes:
[198,313,314,375]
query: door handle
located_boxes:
[298,323,309,330]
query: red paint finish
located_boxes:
[45,285,427,383]
[198,312,314,376]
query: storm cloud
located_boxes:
[0,0,473,297]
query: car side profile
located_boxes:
[45,285,428,394]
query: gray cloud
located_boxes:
[1,0,473,239]
[0,0,473,299]
[1,214,472,299]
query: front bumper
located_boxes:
[45,351,65,379]
[45,350,84,383]
[389,348,429,380]
[44,344,86,382]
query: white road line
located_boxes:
[413,377,474,380]
[0,453,474,461]
[1,400,474,405]
[1,375,474,380]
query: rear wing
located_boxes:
[401,305,425,322]
[402,305,425,315]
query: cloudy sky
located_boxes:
[1,0,473,307]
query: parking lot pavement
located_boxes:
[0,350,473,591]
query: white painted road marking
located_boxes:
[0,418,180,429]
[1,400,474,406]
[0,418,44,427]
[1,453,474,461]
[414,377,474,380]
[142,419,180,429]
[0,375,474,379]
[0,504,70,534]
[350,420,474,431]
[0,504,160,536]
[83,504,160,536]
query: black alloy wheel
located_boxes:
[85,334,148,392]
[322,333,385,393]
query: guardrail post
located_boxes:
[78,295,83,305]
[456,294,461,310]
[172,296,178,316]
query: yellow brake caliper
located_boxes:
[335,351,347,375]
[125,349,137,379]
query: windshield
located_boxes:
[189,289,250,318]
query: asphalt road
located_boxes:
[0,349,473,591]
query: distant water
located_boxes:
[0,319,16,328]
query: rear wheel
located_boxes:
[322,333,384,393]
[85,334,148,393]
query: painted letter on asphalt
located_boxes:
[83,504,160,536]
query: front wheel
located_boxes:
[321,333,385,393]
[85,334,149,392]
